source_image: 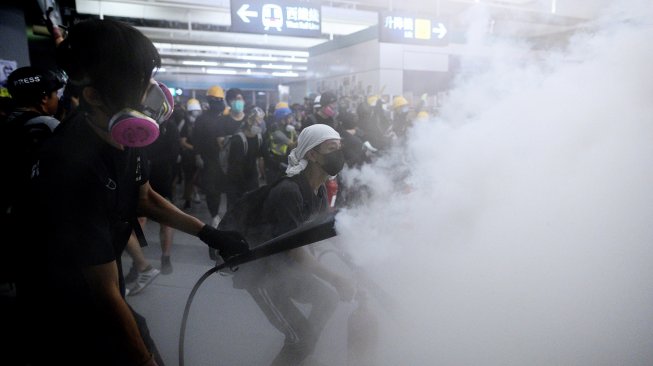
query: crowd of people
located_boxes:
[0,16,435,366]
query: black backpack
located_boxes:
[217,176,293,247]
[218,131,262,175]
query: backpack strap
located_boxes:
[130,217,149,248]
[237,131,248,155]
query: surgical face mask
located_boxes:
[318,149,345,176]
[231,100,245,114]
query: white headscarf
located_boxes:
[286,124,341,177]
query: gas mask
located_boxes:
[318,149,345,176]
[250,125,263,135]
[107,79,174,147]
[322,104,337,118]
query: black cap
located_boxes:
[319,91,337,107]
[7,66,66,103]
[225,87,243,104]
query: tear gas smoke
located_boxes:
[336,1,653,365]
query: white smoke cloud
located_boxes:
[335,1,653,365]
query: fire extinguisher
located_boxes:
[326,176,338,210]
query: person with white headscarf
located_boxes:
[233,123,354,366]
[285,123,343,177]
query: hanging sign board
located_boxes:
[379,11,449,46]
[230,0,321,37]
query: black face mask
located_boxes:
[208,99,225,114]
[318,149,345,176]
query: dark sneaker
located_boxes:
[128,266,160,296]
[161,255,173,275]
[124,265,138,284]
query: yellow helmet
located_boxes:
[367,95,379,106]
[186,98,202,111]
[416,111,429,121]
[206,85,225,99]
[392,95,409,110]
[275,101,289,110]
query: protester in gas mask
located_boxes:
[233,123,355,366]
[305,90,339,129]
[13,19,248,366]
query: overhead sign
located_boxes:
[230,0,321,37]
[379,12,449,46]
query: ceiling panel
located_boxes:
[70,0,611,86]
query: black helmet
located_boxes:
[7,66,67,105]
[319,91,337,107]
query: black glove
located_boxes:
[198,225,249,261]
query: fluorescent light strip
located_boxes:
[223,62,257,68]
[239,55,280,62]
[272,72,299,78]
[182,60,219,66]
[261,64,293,70]
[153,42,309,58]
[206,69,238,75]
[284,57,308,63]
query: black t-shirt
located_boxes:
[229,173,328,288]
[19,112,149,362]
[217,114,244,137]
[262,173,328,240]
[227,133,263,193]
[192,110,221,163]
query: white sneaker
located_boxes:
[211,215,221,228]
[128,266,160,296]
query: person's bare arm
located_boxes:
[137,182,204,235]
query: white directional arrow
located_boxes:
[237,4,259,23]
[432,22,447,39]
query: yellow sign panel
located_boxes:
[414,18,432,40]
